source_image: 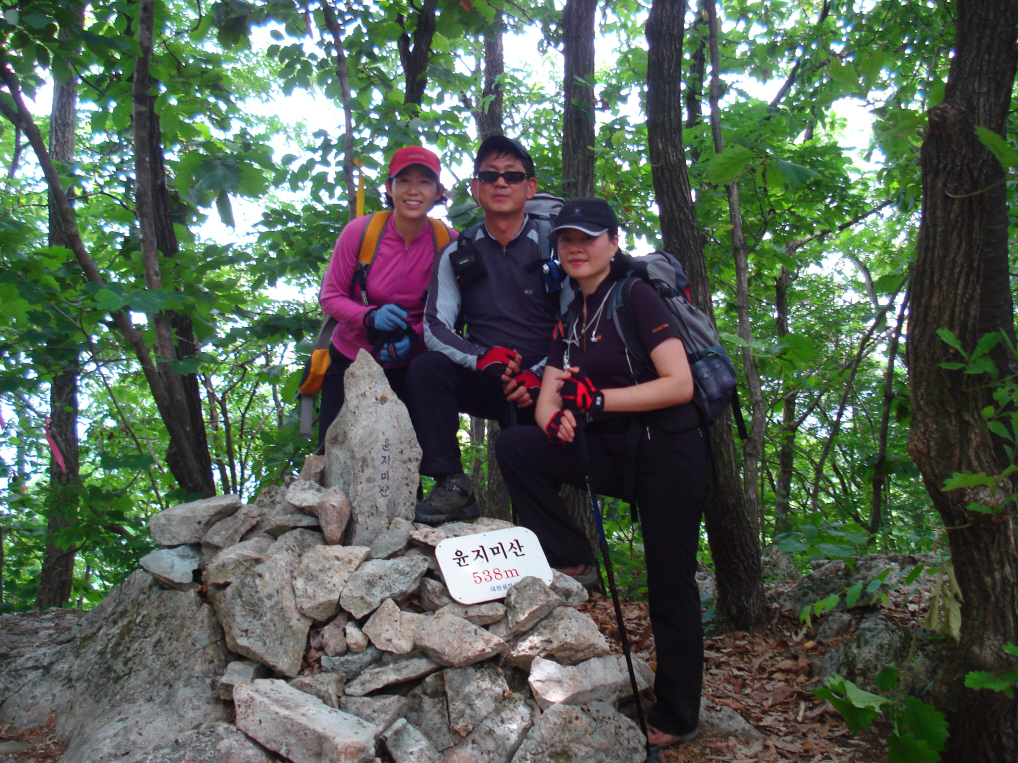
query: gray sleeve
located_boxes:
[423,241,484,369]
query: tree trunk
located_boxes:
[474,28,504,141]
[320,1,358,221]
[37,34,81,610]
[133,0,214,497]
[561,0,596,199]
[773,266,795,537]
[645,0,766,631]
[398,0,438,108]
[907,0,1018,756]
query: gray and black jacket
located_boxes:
[423,216,564,371]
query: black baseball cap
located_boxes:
[473,135,535,177]
[549,197,619,237]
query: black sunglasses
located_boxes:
[475,170,529,184]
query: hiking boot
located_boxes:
[414,473,480,525]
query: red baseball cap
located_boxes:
[388,146,442,180]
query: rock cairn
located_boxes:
[142,352,651,763]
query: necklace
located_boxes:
[564,284,614,368]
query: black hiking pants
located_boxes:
[495,422,709,737]
[405,351,536,477]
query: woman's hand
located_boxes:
[545,409,578,443]
[368,303,410,332]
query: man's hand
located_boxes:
[478,346,522,381]
[503,369,541,408]
[545,409,576,443]
[559,370,605,414]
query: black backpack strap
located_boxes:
[731,387,748,440]
[611,275,652,379]
[623,417,641,522]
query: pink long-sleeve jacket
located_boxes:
[318,212,456,366]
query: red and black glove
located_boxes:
[545,410,569,443]
[477,346,519,380]
[514,370,542,399]
[559,371,605,414]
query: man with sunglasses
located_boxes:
[407,135,562,525]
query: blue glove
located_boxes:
[369,304,409,332]
[379,334,413,364]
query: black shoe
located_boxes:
[414,474,479,525]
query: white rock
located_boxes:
[299,454,326,484]
[415,614,508,667]
[218,659,270,700]
[419,578,455,611]
[346,621,369,653]
[550,570,589,606]
[149,494,241,546]
[341,695,410,736]
[312,486,352,545]
[368,517,414,559]
[285,479,326,514]
[344,656,441,697]
[293,545,370,621]
[204,537,273,585]
[323,350,422,547]
[510,701,644,763]
[382,718,440,763]
[139,545,201,590]
[234,679,376,763]
[321,613,349,656]
[446,694,533,762]
[340,556,430,619]
[527,655,654,710]
[362,598,424,654]
[289,673,345,709]
[445,664,509,737]
[504,607,611,669]
[214,554,311,677]
[503,576,563,636]
[435,601,506,627]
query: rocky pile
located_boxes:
[0,352,650,763]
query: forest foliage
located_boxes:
[0,0,1001,614]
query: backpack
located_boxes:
[450,192,567,296]
[296,211,452,440]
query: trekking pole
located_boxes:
[574,416,653,760]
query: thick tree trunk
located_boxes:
[37,38,81,610]
[907,0,1018,757]
[645,0,765,630]
[561,0,596,199]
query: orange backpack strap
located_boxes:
[296,315,338,439]
[350,211,392,305]
[428,217,452,252]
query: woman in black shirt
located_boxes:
[496,198,709,752]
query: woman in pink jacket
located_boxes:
[317,146,456,450]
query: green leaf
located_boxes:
[970,331,1002,360]
[936,328,964,354]
[887,732,941,763]
[942,471,997,490]
[845,582,863,608]
[974,126,1018,168]
[964,670,1017,698]
[876,664,900,693]
[4,8,19,24]
[128,289,171,314]
[898,697,949,754]
[95,288,127,312]
[829,60,860,89]
[814,677,888,734]
[775,159,820,185]
[170,355,203,375]
[708,144,756,185]
[859,50,887,92]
